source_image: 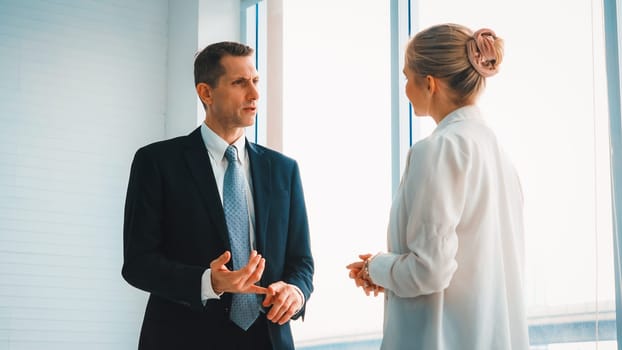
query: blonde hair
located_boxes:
[405,23,504,104]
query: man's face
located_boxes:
[204,55,259,132]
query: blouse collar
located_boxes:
[435,105,483,132]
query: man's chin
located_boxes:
[241,114,257,126]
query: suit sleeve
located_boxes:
[122,148,205,310]
[283,162,314,319]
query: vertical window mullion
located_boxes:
[603,0,622,347]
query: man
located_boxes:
[122,41,314,350]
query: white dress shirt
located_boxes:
[199,123,256,300]
[368,106,529,349]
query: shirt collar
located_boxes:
[435,105,483,131]
[200,123,247,164]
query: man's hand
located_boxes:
[210,250,268,295]
[262,281,303,325]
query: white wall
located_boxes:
[0,1,239,349]
[0,1,169,348]
[166,1,200,138]
[198,0,240,46]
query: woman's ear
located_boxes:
[426,75,437,94]
[196,83,213,106]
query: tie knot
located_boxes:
[225,145,238,163]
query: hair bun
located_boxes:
[466,28,499,78]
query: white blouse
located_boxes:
[368,105,529,350]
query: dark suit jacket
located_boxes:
[122,127,314,350]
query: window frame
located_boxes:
[603,0,622,347]
[240,0,268,145]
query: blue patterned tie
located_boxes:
[223,145,258,330]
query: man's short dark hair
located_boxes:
[194,41,254,88]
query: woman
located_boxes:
[346,24,529,349]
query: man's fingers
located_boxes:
[263,281,285,307]
[277,309,296,325]
[211,250,269,294]
[239,251,261,273]
[237,255,265,287]
[262,292,274,307]
[274,303,295,324]
[267,294,289,320]
[239,258,265,290]
[250,257,266,281]
[267,292,299,325]
[263,282,303,325]
[211,251,231,269]
[247,285,269,294]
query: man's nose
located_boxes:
[248,82,259,100]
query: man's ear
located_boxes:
[196,83,213,106]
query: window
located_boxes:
[281,0,392,346]
[270,0,621,348]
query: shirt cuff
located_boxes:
[292,285,305,314]
[367,252,392,287]
[201,268,223,305]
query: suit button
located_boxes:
[224,307,229,313]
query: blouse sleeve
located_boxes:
[369,132,470,298]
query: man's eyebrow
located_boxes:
[231,75,259,81]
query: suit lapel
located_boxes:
[247,141,271,254]
[184,127,231,250]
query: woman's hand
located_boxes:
[346,253,384,296]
